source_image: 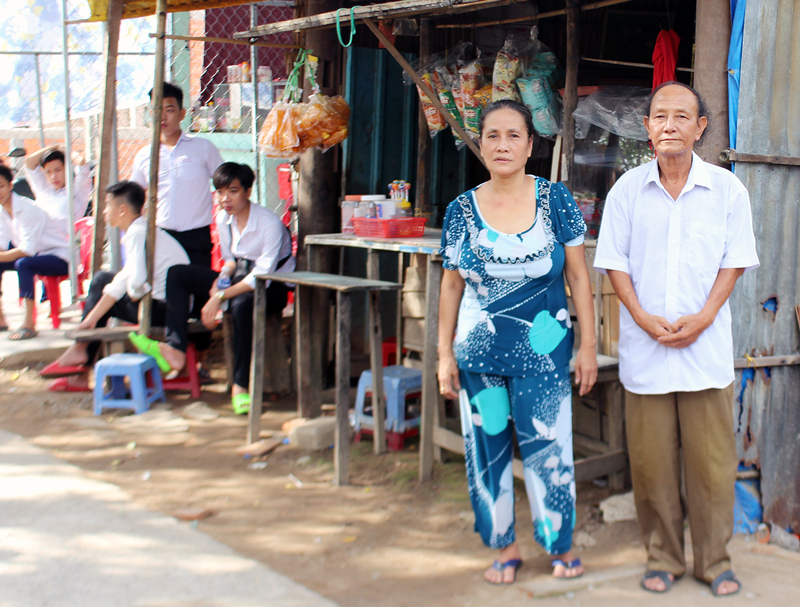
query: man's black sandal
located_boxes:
[710,570,741,597]
[641,570,674,593]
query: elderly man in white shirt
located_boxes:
[40,181,189,391]
[0,164,71,340]
[129,162,294,415]
[595,82,758,597]
[24,145,93,222]
[130,81,223,268]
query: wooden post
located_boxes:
[367,250,386,454]
[693,0,731,166]
[139,0,167,335]
[296,246,322,419]
[416,18,432,215]
[91,0,124,274]
[419,256,442,482]
[396,253,405,364]
[561,2,580,188]
[247,277,267,444]
[335,291,352,485]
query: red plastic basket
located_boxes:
[353,217,427,238]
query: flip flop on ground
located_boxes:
[47,377,91,392]
[8,327,37,341]
[552,557,584,579]
[710,570,741,597]
[485,559,522,585]
[41,360,91,378]
[641,570,675,593]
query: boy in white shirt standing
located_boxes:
[130,163,294,413]
[0,165,71,340]
[40,181,189,391]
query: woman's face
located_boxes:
[479,108,533,178]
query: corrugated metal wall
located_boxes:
[730,0,800,532]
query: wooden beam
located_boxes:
[234,0,524,38]
[139,0,167,335]
[733,355,800,369]
[436,0,633,28]
[720,149,800,167]
[91,0,124,275]
[419,256,442,482]
[247,277,267,445]
[582,57,694,73]
[362,17,485,168]
[367,250,387,455]
[416,18,432,216]
[334,291,352,485]
[148,32,301,49]
[561,1,579,188]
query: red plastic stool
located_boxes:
[382,337,408,367]
[161,343,201,399]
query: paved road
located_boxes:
[0,429,338,607]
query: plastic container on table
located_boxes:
[353,217,427,238]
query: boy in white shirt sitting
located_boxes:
[24,145,93,223]
[0,165,71,340]
[129,163,294,413]
[41,181,189,391]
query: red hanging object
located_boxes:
[652,29,681,90]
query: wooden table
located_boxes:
[305,231,444,481]
[250,271,401,485]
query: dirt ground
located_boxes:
[1,361,798,607]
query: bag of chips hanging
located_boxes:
[416,72,447,138]
[259,102,302,157]
[459,61,483,141]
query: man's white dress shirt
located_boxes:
[131,133,224,232]
[26,164,93,223]
[594,153,759,394]
[103,216,190,302]
[0,192,71,262]
[216,203,295,290]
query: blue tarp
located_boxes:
[727,0,747,157]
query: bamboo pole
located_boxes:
[91,0,124,275]
[139,0,168,335]
[60,0,78,302]
[561,2,580,188]
[148,33,301,49]
[436,0,633,28]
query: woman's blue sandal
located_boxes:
[128,332,172,374]
[641,570,675,593]
[710,570,741,597]
[486,558,523,585]
[552,557,584,579]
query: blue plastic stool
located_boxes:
[93,353,165,416]
[354,365,423,435]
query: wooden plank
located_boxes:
[733,354,800,369]
[234,0,522,38]
[304,232,443,255]
[396,253,405,365]
[436,0,633,28]
[367,250,387,455]
[295,283,319,418]
[91,0,123,275]
[403,265,428,292]
[720,149,800,166]
[247,277,267,445]
[419,256,442,482]
[139,0,167,336]
[361,17,486,167]
[416,17,432,217]
[148,32,301,49]
[254,271,401,292]
[403,318,426,348]
[335,291,352,485]
[402,291,427,318]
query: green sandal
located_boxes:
[232,393,251,415]
[128,332,172,374]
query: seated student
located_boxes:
[40,181,189,391]
[0,164,71,340]
[129,162,294,413]
[24,145,93,223]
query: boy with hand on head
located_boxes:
[40,181,189,391]
[24,145,93,222]
[129,162,295,413]
[130,81,224,268]
[0,165,71,340]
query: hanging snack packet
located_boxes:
[416,72,446,138]
[474,83,494,107]
[260,102,301,157]
[459,61,483,141]
[295,94,351,151]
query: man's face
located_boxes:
[644,85,708,158]
[158,97,186,138]
[0,176,12,206]
[43,159,66,190]
[215,178,251,216]
[103,194,125,229]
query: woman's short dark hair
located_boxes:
[107,181,145,215]
[41,149,65,168]
[479,100,535,139]
[647,81,710,144]
[0,165,13,184]
[213,162,255,191]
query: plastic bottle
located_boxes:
[217,267,232,290]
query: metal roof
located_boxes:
[729,0,800,531]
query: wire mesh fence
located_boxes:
[1,0,296,219]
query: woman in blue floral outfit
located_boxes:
[438,100,598,584]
